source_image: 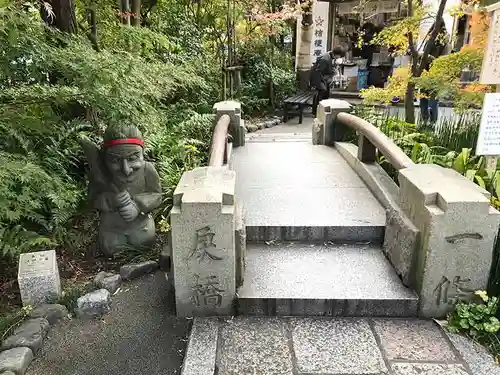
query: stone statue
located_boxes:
[80,125,162,256]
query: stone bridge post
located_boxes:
[171,101,247,317]
[213,101,245,147]
[171,167,237,317]
[312,99,352,146]
[398,165,500,318]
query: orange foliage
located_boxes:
[462,83,490,93]
[467,10,490,50]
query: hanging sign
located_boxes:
[337,1,399,15]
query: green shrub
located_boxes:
[145,111,214,223]
[55,282,94,314]
[434,113,481,152]
[237,51,295,116]
[448,291,500,339]
[0,306,32,344]
[448,291,500,357]
[0,6,220,266]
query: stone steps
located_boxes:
[237,243,418,317]
[246,225,384,244]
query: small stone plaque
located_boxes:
[18,250,62,307]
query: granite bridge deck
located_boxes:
[230,120,418,317]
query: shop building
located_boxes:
[295,0,466,92]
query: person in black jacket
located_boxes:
[310,46,345,115]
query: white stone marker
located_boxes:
[171,166,236,317]
[18,250,62,306]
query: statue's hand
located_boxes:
[115,190,132,208]
[118,201,140,223]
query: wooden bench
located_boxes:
[283,91,315,124]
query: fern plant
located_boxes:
[0,152,81,258]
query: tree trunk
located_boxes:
[405,83,415,124]
[196,0,202,26]
[42,0,77,33]
[88,3,99,51]
[122,0,131,25]
[131,0,141,26]
[416,0,448,77]
[296,0,313,90]
[403,0,447,123]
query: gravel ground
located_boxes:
[26,271,191,375]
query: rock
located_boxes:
[94,271,122,294]
[1,318,49,354]
[120,261,158,281]
[31,304,68,325]
[159,250,171,272]
[246,124,258,133]
[257,122,266,130]
[272,118,281,126]
[75,289,111,318]
[1,371,17,375]
[264,120,275,128]
[0,347,33,375]
[94,271,114,284]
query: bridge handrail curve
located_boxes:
[208,114,231,167]
[336,112,414,170]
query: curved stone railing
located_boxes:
[335,112,414,170]
[314,99,500,319]
[208,114,231,167]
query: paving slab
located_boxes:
[218,318,293,375]
[291,318,387,374]
[447,332,500,375]
[373,319,459,362]
[391,363,469,375]
[182,317,492,375]
[181,318,218,375]
[231,141,386,231]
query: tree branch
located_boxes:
[417,0,448,76]
[406,0,419,75]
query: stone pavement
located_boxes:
[26,272,190,375]
[183,317,500,375]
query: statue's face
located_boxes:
[104,144,145,185]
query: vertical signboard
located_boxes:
[311,1,330,60]
[476,93,500,156]
[480,9,500,85]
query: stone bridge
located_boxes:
[170,100,500,320]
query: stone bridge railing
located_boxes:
[170,101,245,317]
[314,99,500,318]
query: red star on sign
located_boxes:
[315,16,324,27]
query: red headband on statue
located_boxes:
[103,138,144,148]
